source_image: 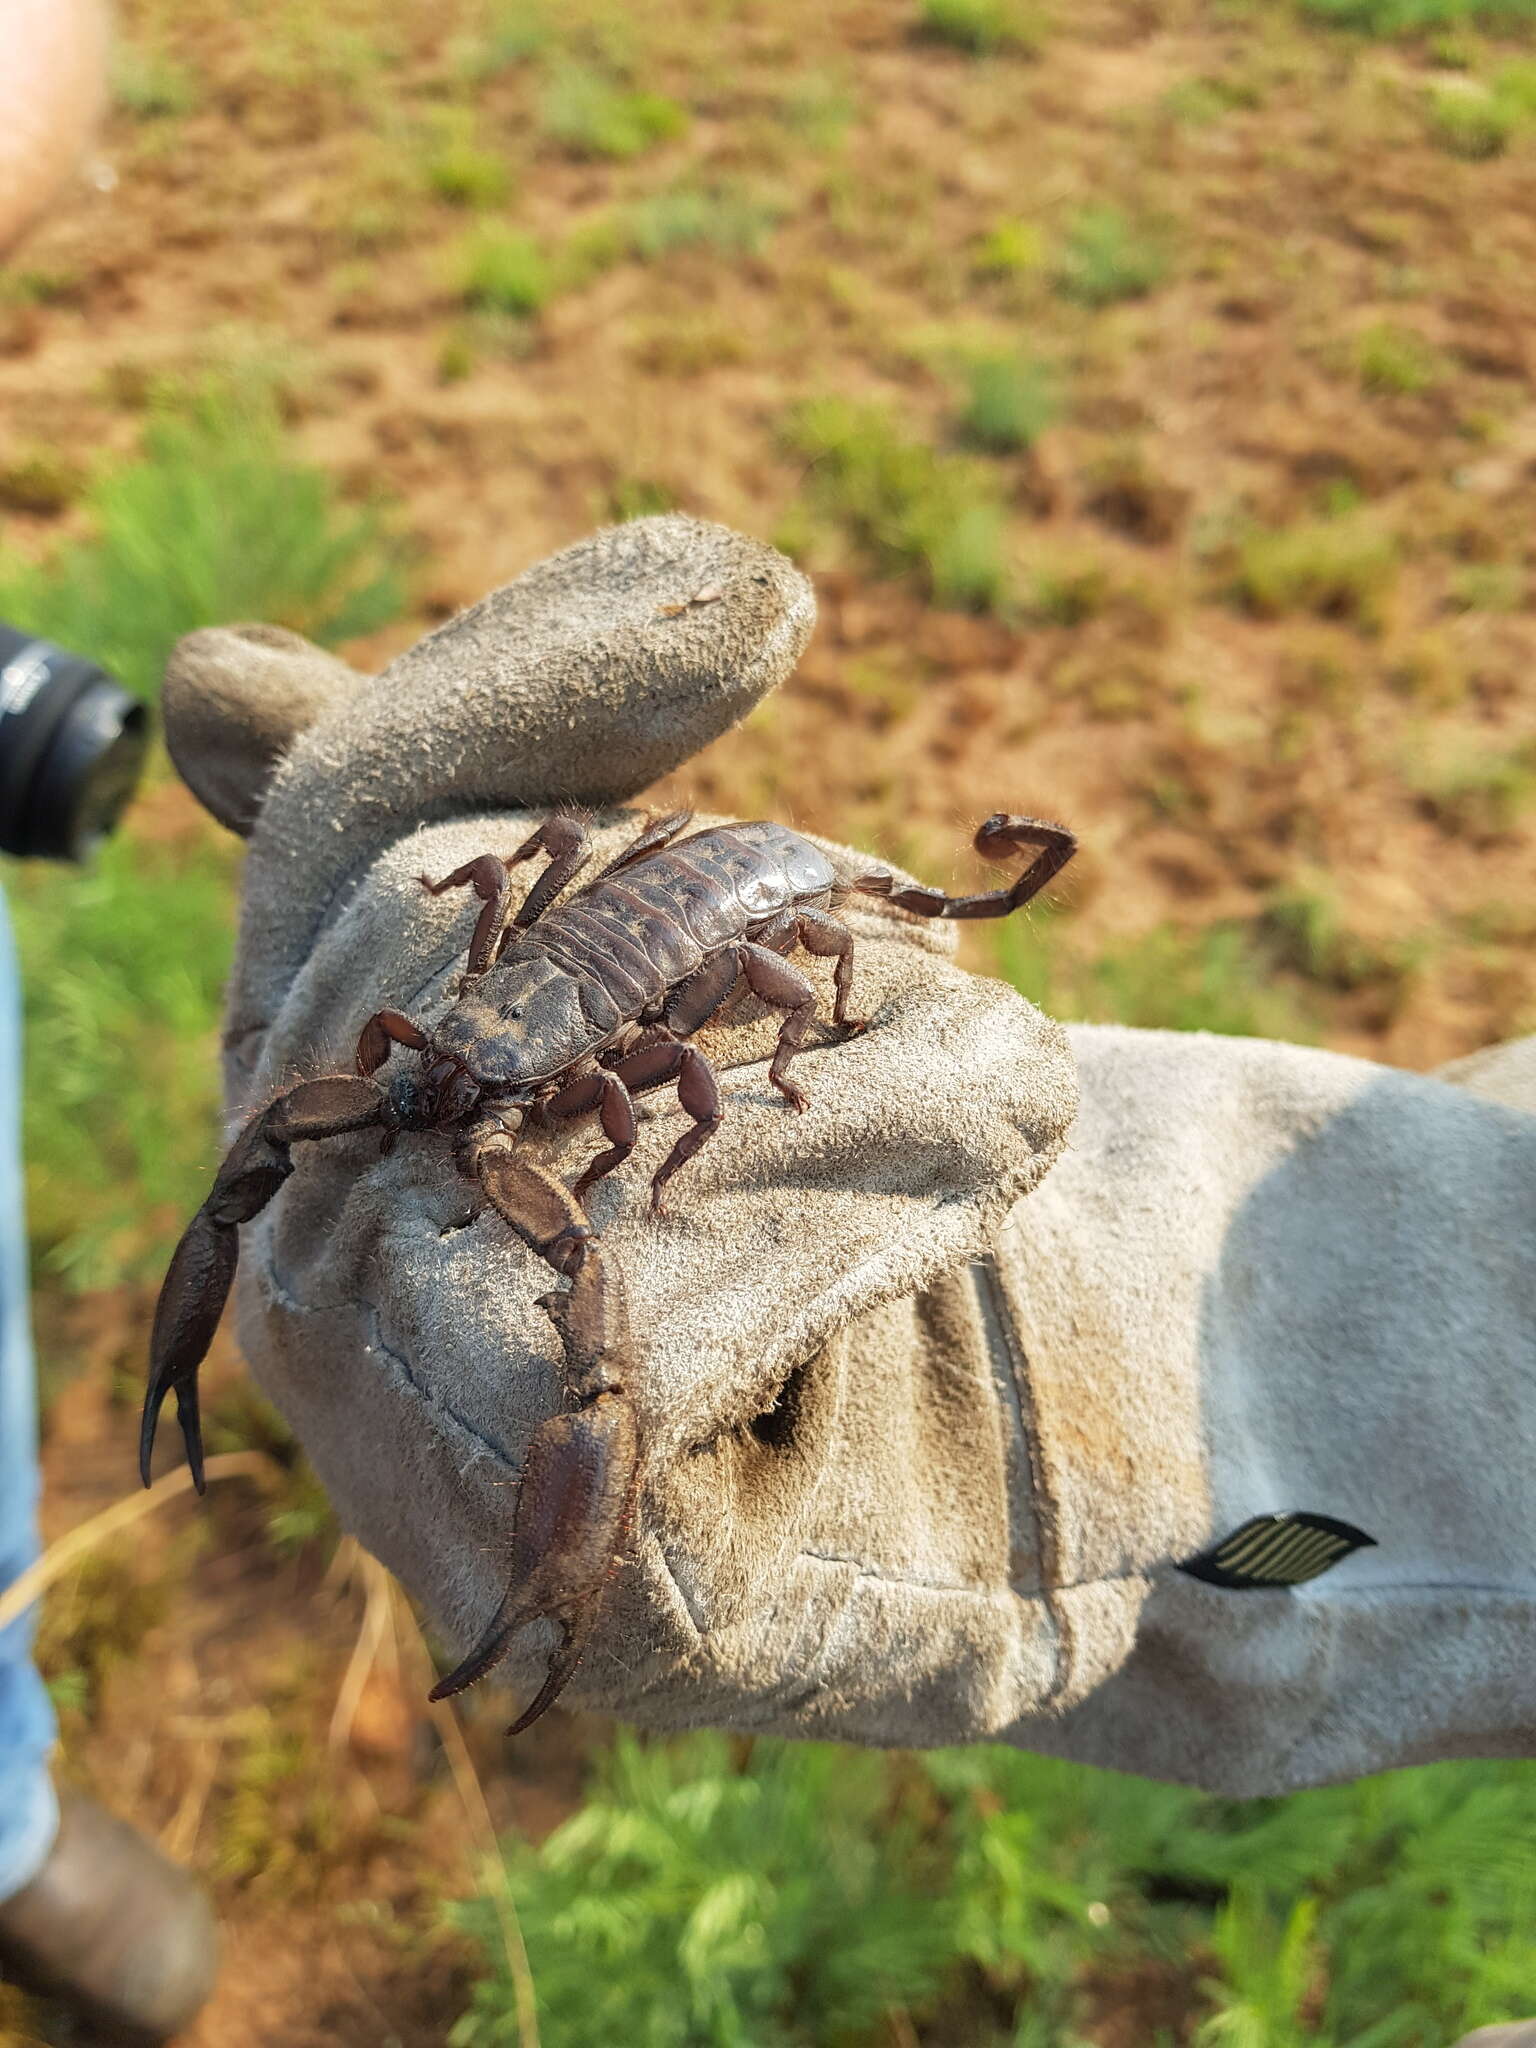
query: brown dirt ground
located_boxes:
[4,0,1536,2039]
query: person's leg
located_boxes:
[0,889,59,1905]
[0,889,219,2037]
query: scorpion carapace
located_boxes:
[141,807,1076,1728]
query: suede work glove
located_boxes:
[153,515,1536,1793]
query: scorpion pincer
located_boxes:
[140,806,1075,1729]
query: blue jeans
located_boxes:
[0,890,58,1901]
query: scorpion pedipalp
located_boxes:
[428,1387,640,1722]
[140,1073,387,1492]
[473,1144,595,1278]
[141,1208,239,1495]
[430,1228,641,1731]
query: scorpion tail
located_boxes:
[141,1206,238,1493]
[851,813,1077,921]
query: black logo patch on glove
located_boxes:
[1177,1512,1376,1590]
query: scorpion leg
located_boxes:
[747,911,796,954]
[441,1159,641,1733]
[502,813,592,941]
[590,808,694,883]
[545,1066,640,1203]
[850,814,1077,921]
[422,818,594,973]
[419,857,521,981]
[662,946,740,1037]
[141,1075,387,1492]
[789,908,863,1031]
[738,942,819,1113]
[599,1036,724,1215]
[356,1007,428,1076]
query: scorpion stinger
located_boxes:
[848,813,1077,921]
[141,1073,389,1492]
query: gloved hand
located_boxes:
[157,514,1536,1793]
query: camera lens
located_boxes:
[0,626,149,862]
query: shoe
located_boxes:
[0,1787,217,2041]
[1452,2029,1536,2047]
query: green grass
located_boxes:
[0,449,83,516]
[540,66,688,160]
[606,477,678,522]
[1160,72,1264,126]
[421,126,514,209]
[453,224,553,316]
[1261,880,1420,993]
[1423,61,1536,157]
[784,397,1011,612]
[113,44,200,120]
[452,3,552,80]
[972,218,1047,277]
[916,0,1045,55]
[1354,321,1440,396]
[1234,511,1399,626]
[1447,560,1524,612]
[0,393,400,700]
[1300,0,1536,31]
[1408,738,1536,840]
[1023,548,1115,627]
[450,1736,953,2048]
[1000,918,1322,1039]
[1427,83,1516,158]
[624,182,787,260]
[454,1734,1536,2046]
[1054,207,1168,307]
[7,818,237,1290]
[953,351,1059,453]
[1,392,404,1287]
[778,73,857,150]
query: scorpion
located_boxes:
[140,807,1076,1730]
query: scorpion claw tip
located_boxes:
[505,1617,587,1738]
[178,1385,207,1496]
[138,1382,168,1488]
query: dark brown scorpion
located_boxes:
[140,807,1075,1730]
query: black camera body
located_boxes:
[0,625,147,861]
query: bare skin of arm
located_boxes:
[0,0,110,254]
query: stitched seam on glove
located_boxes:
[258,1257,526,1474]
[259,1242,1149,1615]
[973,1256,1074,1701]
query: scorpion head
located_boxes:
[378,1056,482,1142]
[436,959,606,1102]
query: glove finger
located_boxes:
[236,515,813,1041]
[163,623,370,836]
